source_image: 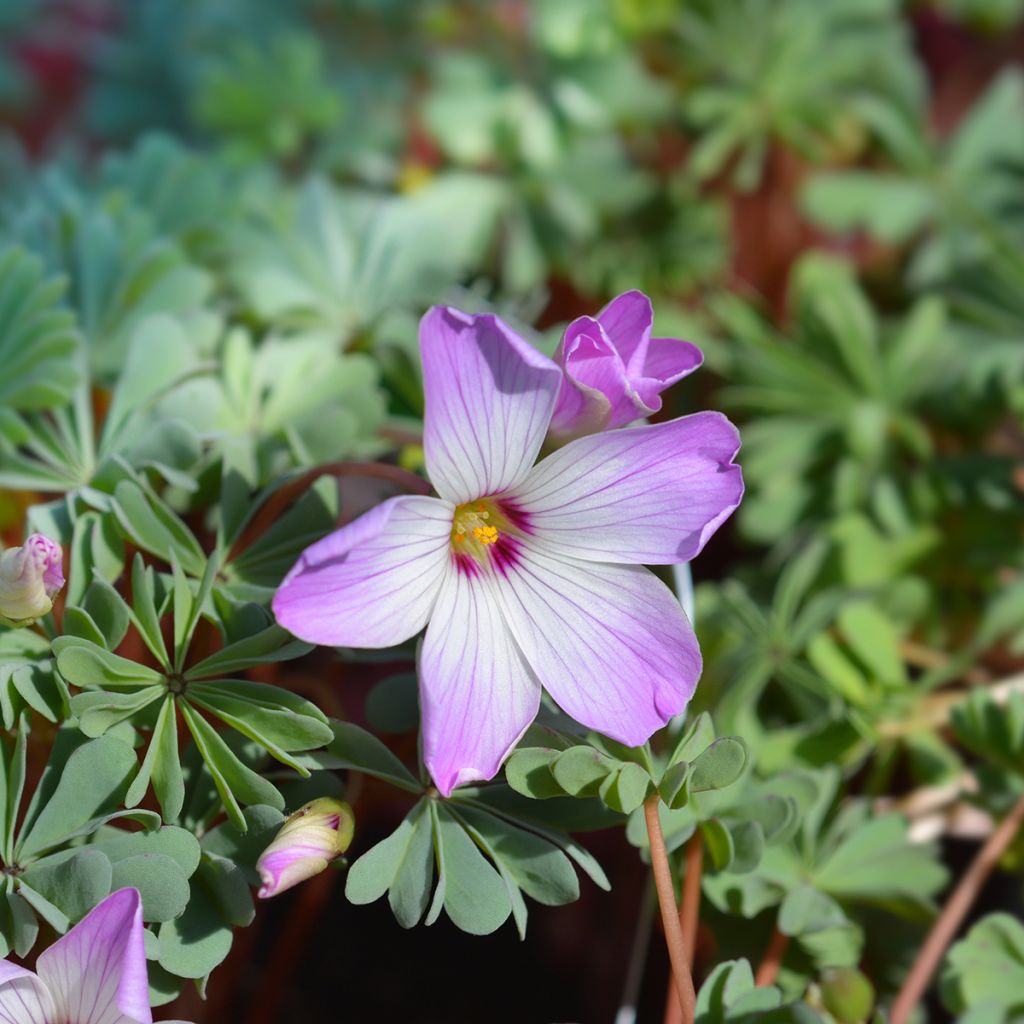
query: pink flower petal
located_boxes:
[273,496,453,648]
[0,961,56,1024]
[548,317,631,436]
[494,546,701,746]
[420,564,541,796]
[548,293,706,436]
[642,336,704,386]
[597,290,653,373]
[420,307,562,503]
[37,888,152,1024]
[509,412,743,564]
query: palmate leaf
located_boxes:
[508,716,747,819]
[802,69,1024,287]
[111,480,206,577]
[942,914,1024,1018]
[0,246,81,411]
[345,788,602,939]
[158,325,386,487]
[703,789,946,973]
[947,233,1024,412]
[0,726,189,958]
[0,314,207,497]
[55,551,331,830]
[710,254,952,544]
[0,628,68,728]
[225,176,491,338]
[677,0,920,191]
[507,741,651,813]
[195,32,343,160]
[695,959,825,1023]
[149,803,281,995]
[98,133,241,252]
[951,689,1024,778]
[24,198,212,382]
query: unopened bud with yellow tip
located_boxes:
[256,798,354,898]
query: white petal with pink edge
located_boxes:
[420,307,562,504]
[37,888,152,1024]
[420,563,541,796]
[0,961,56,1024]
[507,412,743,564]
[493,545,701,747]
[273,495,453,648]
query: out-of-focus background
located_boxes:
[1,1,1023,1021]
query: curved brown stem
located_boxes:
[663,832,704,1024]
[644,796,696,1024]
[754,926,789,987]
[890,793,1024,1024]
[680,832,704,967]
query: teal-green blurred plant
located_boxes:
[802,69,1024,287]
[675,0,922,190]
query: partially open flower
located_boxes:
[548,290,704,442]
[257,798,354,898]
[0,534,64,624]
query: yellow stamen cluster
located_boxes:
[452,501,502,555]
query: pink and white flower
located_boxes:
[0,534,64,625]
[548,290,704,441]
[273,304,742,796]
[257,798,354,898]
[0,888,191,1024]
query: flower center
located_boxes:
[451,500,501,552]
[449,498,529,577]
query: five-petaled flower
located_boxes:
[0,888,192,1024]
[274,303,743,795]
[257,797,354,898]
[548,290,704,442]
[0,534,64,625]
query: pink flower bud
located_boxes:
[548,290,703,443]
[256,798,354,898]
[0,534,64,624]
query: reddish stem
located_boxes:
[754,927,790,987]
[663,832,705,1024]
[680,833,704,968]
[890,793,1024,1024]
[644,796,696,1024]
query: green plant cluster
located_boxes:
[0,0,1021,1020]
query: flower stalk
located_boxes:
[644,794,696,1024]
[754,926,790,987]
[664,832,704,1024]
[889,792,1024,1024]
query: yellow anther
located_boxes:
[451,499,508,557]
[472,526,498,545]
